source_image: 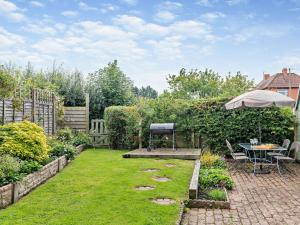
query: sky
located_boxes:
[0,0,300,92]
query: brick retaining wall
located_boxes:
[0,145,85,209]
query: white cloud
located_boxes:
[201,12,226,21]
[196,0,218,7]
[0,0,26,22]
[61,10,78,17]
[30,1,44,8]
[120,0,138,5]
[78,1,98,11]
[22,23,57,35]
[154,11,176,22]
[114,15,215,41]
[100,4,119,13]
[0,27,24,49]
[276,56,300,66]
[159,1,183,10]
[226,0,248,5]
[147,36,184,60]
[233,25,291,42]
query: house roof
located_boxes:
[256,72,300,89]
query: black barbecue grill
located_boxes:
[148,123,176,150]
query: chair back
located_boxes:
[282,139,290,149]
[288,141,300,159]
[226,139,235,159]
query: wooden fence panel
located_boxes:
[62,94,89,133]
[0,89,56,136]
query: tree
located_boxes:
[167,68,223,99]
[86,60,135,119]
[56,71,86,106]
[220,72,255,97]
[133,85,158,99]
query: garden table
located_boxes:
[238,143,287,174]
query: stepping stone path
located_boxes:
[143,168,160,172]
[135,185,155,191]
[151,198,175,205]
[152,176,171,182]
[165,163,176,167]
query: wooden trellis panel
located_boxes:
[0,89,56,136]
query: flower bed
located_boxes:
[187,152,233,209]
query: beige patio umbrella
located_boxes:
[225,90,295,143]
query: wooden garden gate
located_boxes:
[90,119,109,147]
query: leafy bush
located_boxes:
[19,160,42,174]
[0,121,49,162]
[200,168,234,190]
[200,151,226,169]
[48,140,76,160]
[105,106,141,149]
[56,128,73,143]
[135,97,295,153]
[0,68,16,99]
[72,132,91,146]
[0,154,21,185]
[208,189,227,201]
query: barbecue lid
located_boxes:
[150,123,175,130]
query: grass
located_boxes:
[0,149,194,225]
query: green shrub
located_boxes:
[200,168,234,190]
[207,189,227,201]
[0,154,21,185]
[0,121,49,162]
[200,151,226,169]
[72,132,91,146]
[48,141,76,160]
[135,97,294,153]
[105,106,141,149]
[56,128,73,143]
[19,160,42,174]
[0,68,16,99]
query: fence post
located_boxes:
[12,182,19,203]
[32,89,36,123]
[52,93,56,135]
[138,120,142,149]
[191,131,195,149]
[85,93,89,133]
[2,100,5,125]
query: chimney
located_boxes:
[263,73,270,80]
[282,68,288,76]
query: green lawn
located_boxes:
[0,149,194,225]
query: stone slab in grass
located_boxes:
[134,186,155,191]
[151,198,175,205]
[152,176,171,182]
[142,168,161,172]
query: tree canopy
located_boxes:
[86,60,135,119]
[133,85,158,99]
[167,68,254,99]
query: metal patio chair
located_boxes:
[273,141,299,176]
[267,139,290,160]
[226,140,249,174]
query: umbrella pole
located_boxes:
[259,112,262,144]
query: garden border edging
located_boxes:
[187,159,231,209]
[0,144,88,209]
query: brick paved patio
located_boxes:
[182,163,300,225]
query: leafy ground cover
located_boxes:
[0,149,193,225]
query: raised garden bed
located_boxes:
[187,153,233,209]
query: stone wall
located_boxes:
[0,184,13,208]
[0,145,85,209]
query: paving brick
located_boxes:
[182,163,300,225]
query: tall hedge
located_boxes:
[104,106,141,149]
[105,97,295,153]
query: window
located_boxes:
[277,89,288,96]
